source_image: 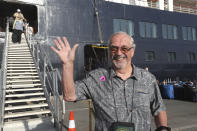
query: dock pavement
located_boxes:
[63,99,197,131]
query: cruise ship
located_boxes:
[0,0,197,130]
[0,0,197,81]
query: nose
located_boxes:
[116,48,123,55]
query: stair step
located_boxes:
[8,63,35,66]
[6,92,44,98]
[7,61,34,64]
[5,97,46,104]
[9,44,27,47]
[8,56,32,59]
[8,61,34,63]
[6,88,43,92]
[8,50,30,52]
[8,47,29,49]
[4,109,50,119]
[7,72,38,75]
[7,83,42,88]
[8,59,33,61]
[8,55,32,57]
[5,103,48,111]
[7,76,39,79]
[7,69,37,72]
[7,66,36,69]
[8,48,29,51]
[7,79,40,83]
[8,52,31,55]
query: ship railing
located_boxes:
[0,18,9,130]
[25,25,94,131]
[147,1,158,9]
[24,29,66,131]
[106,0,197,15]
[174,5,197,15]
[105,0,158,9]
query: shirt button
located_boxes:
[130,109,135,112]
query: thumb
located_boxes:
[71,44,79,58]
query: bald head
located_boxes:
[108,32,136,48]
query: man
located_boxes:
[12,9,26,43]
[51,32,169,131]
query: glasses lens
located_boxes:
[121,47,131,53]
[110,46,132,53]
[110,46,118,52]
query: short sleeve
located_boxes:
[150,79,166,116]
[75,75,92,101]
[13,13,17,17]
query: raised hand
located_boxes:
[50,37,79,65]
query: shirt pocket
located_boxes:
[133,88,150,108]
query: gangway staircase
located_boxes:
[1,32,56,131]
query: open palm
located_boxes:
[50,37,79,65]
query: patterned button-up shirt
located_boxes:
[75,65,166,131]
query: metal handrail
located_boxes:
[106,0,197,15]
[174,5,197,15]
[0,18,9,130]
[24,26,65,131]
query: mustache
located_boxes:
[112,54,127,60]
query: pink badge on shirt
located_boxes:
[100,76,106,82]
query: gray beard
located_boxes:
[112,54,127,69]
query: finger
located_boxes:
[57,37,65,49]
[50,46,59,54]
[62,37,71,49]
[53,39,62,50]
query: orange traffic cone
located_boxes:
[68,111,76,131]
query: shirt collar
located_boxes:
[109,64,138,80]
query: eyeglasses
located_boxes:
[109,45,133,53]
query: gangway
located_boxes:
[1,19,95,131]
[0,20,59,131]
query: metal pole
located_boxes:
[53,70,60,130]
[36,43,40,70]
[43,56,46,87]
[29,33,32,49]
[1,18,9,130]
[53,70,57,128]
[88,99,93,131]
[32,42,35,57]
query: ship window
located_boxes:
[113,19,134,36]
[187,52,196,63]
[144,51,155,61]
[182,26,197,41]
[162,24,178,40]
[139,22,157,38]
[192,28,196,41]
[168,52,176,63]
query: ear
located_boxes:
[130,48,135,57]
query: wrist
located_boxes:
[62,63,74,68]
[155,126,171,131]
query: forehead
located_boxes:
[110,34,131,46]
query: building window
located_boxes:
[162,24,178,40]
[145,51,155,61]
[187,52,196,63]
[113,19,134,36]
[168,52,176,63]
[182,26,197,41]
[139,22,157,38]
